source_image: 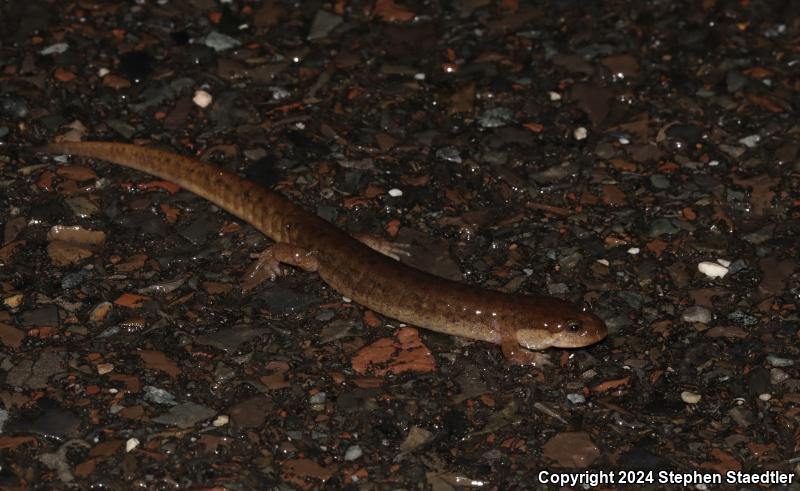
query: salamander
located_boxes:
[43,141,607,365]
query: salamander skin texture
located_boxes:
[44,141,607,365]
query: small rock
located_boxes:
[770,368,789,384]
[143,386,178,406]
[738,134,761,148]
[435,147,462,163]
[649,174,671,189]
[766,355,793,367]
[152,402,216,428]
[193,89,213,108]
[307,9,342,40]
[567,393,586,404]
[125,438,140,452]
[39,43,69,55]
[309,392,326,404]
[682,306,712,324]
[647,218,678,237]
[478,107,513,128]
[203,31,241,52]
[344,445,362,461]
[697,261,728,278]
[681,391,701,404]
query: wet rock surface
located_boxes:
[1,0,799,488]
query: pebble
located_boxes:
[682,306,711,324]
[627,247,640,254]
[649,174,671,189]
[125,438,140,452]
[203,31,241,52]
[307,9,342,40]
[152,402,216,429]
[192,90,212,108]
[39,43,69,55]
[61,270,90,290]
[697,261,728,278]
[435,147,462,163]
[766,355,794,367]
[143,386,178,406]
[388,188,403,197]
[309,392,327,404]
[647,218,678,237]
[574,127,588,140]
[567,393,586,404]
[770,368,789,384]
[344,445,363,461]
[4,293,23,309]
[738,134,761,148]
[1,95,30,119]
[681,391,702,404]
[478,107,513,128]
[269,86,291,100]
[213,415,229,427]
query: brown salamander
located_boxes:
[43,141,607,365]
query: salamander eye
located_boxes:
[567,321,582,332]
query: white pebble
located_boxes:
[708,160,719,166]
[98,67,110,77]
[388,188,403,197]
[697,261,728,278]
[40,43,70,55]
[596,259,609,266]
[125,438,140,452]
[213,415,229,427]
[627,247,640,255]
[681,391,701,404]
[573,127,588,140]
[344,445,363,461]
[97,363,114,375]
[567,393,585,404]
[618,137,630,145]
[738,134,761,148]
[269,86,291,100]
[548,91,562,101]
[193,90,213,108]
[758,393,771,401]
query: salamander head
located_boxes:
[514,300,607,350]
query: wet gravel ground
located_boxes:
[1,0,799,489]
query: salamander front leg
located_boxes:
[500,332,551,367]
[353,234,411,261]
[241,243,319,291]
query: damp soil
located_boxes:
[1,1,799,489]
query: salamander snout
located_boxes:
[552,310,608,348]
[515,305,608,351]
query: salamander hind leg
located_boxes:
[240,243,319,291]
[500,331,551,367]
